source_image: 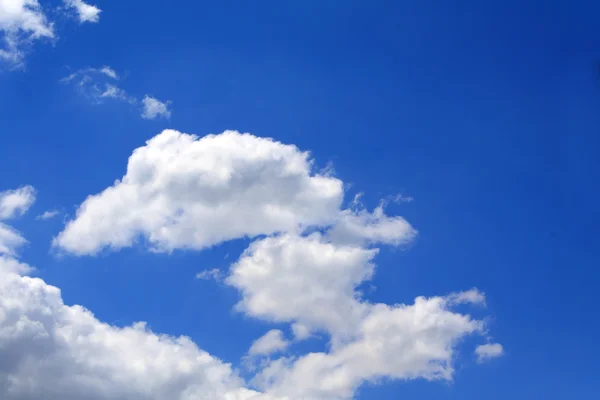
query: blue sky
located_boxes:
[1,1,599,399]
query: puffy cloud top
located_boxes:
[54,130,344,255]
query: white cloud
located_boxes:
[54,129,344,255]
[100,83,128,100]
[328,204,416,246]
[48,129,501,399]
[291,323,311,341]
[249,330,290,357]
[253,295,485,400]
[227,223,495,398]
[0,222,26,256]
[195,268,222,281]
[36,210,60,220]
[62,68,174,118]
[64,0,101,23]
[475,343,504,363]
[0,191,265,400]
[99,65,117,79]
[0,185,35,220]
[61,67,133,104]
[227,233,375,341]
[0,0,54,64]
[0,262,265,400]
[142,95,172,120]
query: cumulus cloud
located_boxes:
[64,0,101,23]
[249,330,290,357]
[475,343,504,363]
[0,0,53,65]
[54,129,343,255]
[253,294,485,400]
[0,188,264,400]
[228,233,376,340]
[0,261,266,400]
[227,232,493,398]
[142,95,172,120]
[0,185,35,219]
[48,130,501,398]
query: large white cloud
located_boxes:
[228,230,491,399]
[0,263,264,400]
[0,197,263,400]
[54,129,344,255]
[43,127,503,398]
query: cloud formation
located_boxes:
[475,343,504,363]
[1,0,101,66]
[0,185,34,256]
[49,130,502,398]
[54,130,343,254]
[142,95,172,120]
[0,187,264,400]
[0,0,53,64]
[0,185,35,219]
[61,67,172,120]
[64,0,101,23]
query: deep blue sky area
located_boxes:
[1,1,599,399]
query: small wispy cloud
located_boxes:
[61,66,172,119]
[100,84,129,100]
[142,96,172,120]
[64,0,102,23]
[195,268,222,281]
[36,210,60,221]
[99,66,118,79]
[475,343,504,363]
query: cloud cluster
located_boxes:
[0,0,100,66]
[50,129,502,399]
[61,66,172,120]
[0,186,265,400]
[229,232,490,399]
